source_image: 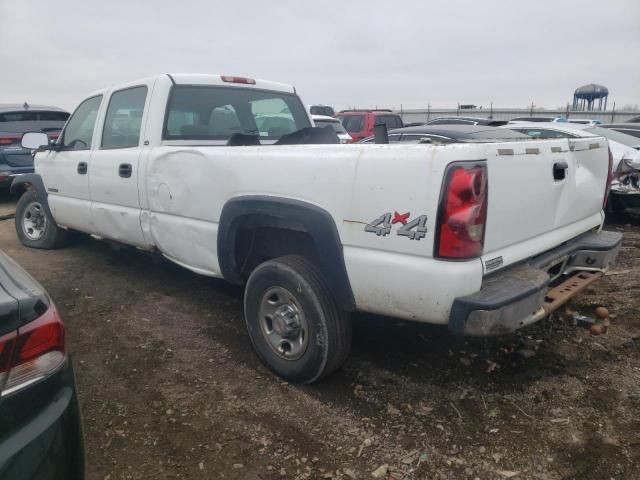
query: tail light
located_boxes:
[603,147,613,210]
[0,134,21,146]
[435,162,488,259]
[0,306,65,396]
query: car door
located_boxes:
[37,94,103,233]
[89,82,153,247]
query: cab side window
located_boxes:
[102,86,148,149]
[60,95,103,150]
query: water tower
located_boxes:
[572,83,609,111]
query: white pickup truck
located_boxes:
[15,73,622,383]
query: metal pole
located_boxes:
[611,102,616,122]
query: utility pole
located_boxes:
[611,102,616,122]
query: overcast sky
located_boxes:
[1,0,638,112]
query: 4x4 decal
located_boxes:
[364,211,427,240]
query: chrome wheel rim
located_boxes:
[258,286,309,361]
[22,201,48,240]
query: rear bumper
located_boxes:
[0,358,84,480]
[449,230,623,336]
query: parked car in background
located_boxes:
[335,109,403,142]
[600,123,640,139]
[312,114,352,143]
[0,250,84,479]
[425,116,508,126]
[507,122,640,214]
[567,119,603,126]
[359,125,529,144]
[0,104,69,189]
[510,116,562,123]
[309,105,335,117]
[627,116,640,123]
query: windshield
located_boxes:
[586,126,640,148]
[164,86,311,141]
[315,119,347,134]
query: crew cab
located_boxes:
[14,73,622,384]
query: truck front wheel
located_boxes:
[15,189,69,249]
[244,255,352,384]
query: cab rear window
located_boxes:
[163,86,310,141]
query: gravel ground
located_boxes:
[1,191,639,480]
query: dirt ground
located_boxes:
[1,191,639,480]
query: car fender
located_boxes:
[10,174,54,218]
[218,195,355,311]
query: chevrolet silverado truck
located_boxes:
[14,73,622,383]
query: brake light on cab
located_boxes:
[0,134,22,146]
[0,305,66,396]
[221,75,256,85]
[435,162,488,259]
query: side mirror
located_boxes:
[21,132,50,150]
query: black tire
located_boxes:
[15,189,69,249]
[244,254,352,384]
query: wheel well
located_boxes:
[218,196,356,311]
[233,219,320,280]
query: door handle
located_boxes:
[77,162,87,175]
[118,163,132,178]
[553,161,568,181]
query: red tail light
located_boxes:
[603,147,613,210]
[0,135,21,146]
[0,306,65,396]
[436,162,488,259]
[221,75,256,85]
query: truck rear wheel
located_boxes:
[244,255,352,384]
[15,189,69,249]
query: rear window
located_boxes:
[164,86,310,141]
[375,115,403,129]
[310,106,335,117]
[513,128,578,139]
[429,118,475,125]
[314,119,347,134]
[338,115,364,133]
[0,111,69,122]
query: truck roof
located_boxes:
[168,74,295,94]
[94,74,295,95]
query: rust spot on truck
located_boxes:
[343,219,367,226]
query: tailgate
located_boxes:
[482,137,608,270]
